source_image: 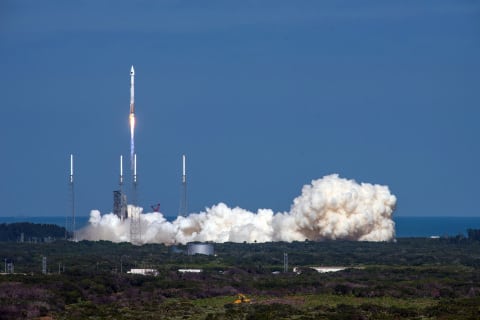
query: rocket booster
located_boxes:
[130,65,135,114]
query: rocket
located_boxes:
[129,66,136,170]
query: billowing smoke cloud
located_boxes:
[77,174,397,244]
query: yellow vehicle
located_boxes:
[233,293,251,304]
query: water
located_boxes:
[394,216,480,237]
[0,215,479,238]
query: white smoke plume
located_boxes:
[77,174,397,244]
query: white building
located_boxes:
[127,268,159,276]
[178,269,202,273]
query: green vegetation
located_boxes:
[0,237,480,319]
[0,222,67,242]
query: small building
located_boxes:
[292,266,348,275]
[178,269,203,273]
[127,268,159,276]
[310,266,346,273]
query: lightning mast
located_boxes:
[120,155,127,220]
[69,154,76,241]
[130,153,141,244]
[133,153,138,205]
[120,155,124,186]
[179,154,187,217]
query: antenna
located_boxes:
[283,252,288,273]
[179,154,187,217]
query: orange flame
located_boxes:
[129,113,135,137]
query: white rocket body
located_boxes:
[130,66,135,113]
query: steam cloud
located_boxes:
[77,174,397,244]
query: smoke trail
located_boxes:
[77,174,397,243]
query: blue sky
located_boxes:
[1,0,479,217]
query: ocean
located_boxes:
[0,215,479,238]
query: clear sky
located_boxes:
[1,1,479,218]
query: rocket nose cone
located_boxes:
[130,65,135,75]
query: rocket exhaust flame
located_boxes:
[77,174,397,244]
[129,114,135,169]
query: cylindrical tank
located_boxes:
[187,243,214,256]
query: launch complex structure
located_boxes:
[109,65,141,244]
[67,66,188,244]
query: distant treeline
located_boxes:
[0,222,67,242]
